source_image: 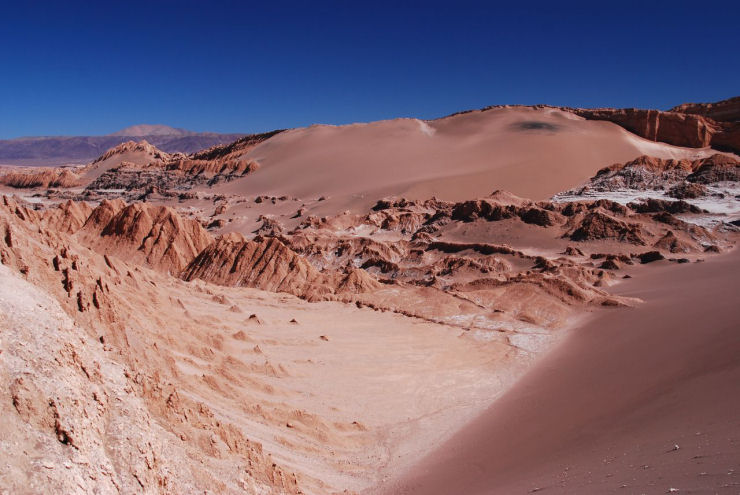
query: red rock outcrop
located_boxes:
[254,216,284,236]
[90,139,177,165]
[337,267,383,293]
[567,211,646,245]
[450,199,562,226]
[182,233,331,300]
[667,182,707,199]
[570,153,739,193]
[0,167,82,188]
[189,130,284,161]
[0,196,306,494]
[39,199,93,234]
[83,139,262,195]
[627,198,704,214]
[637,250,665,264]
[568,98,740,153]
[79,202,213,274]
[79,198,126,232]
[669,96,740,122]
[164,157,259,176]
[686,153,740,183]
[595,155,694,176]
[653,231,697,253]
[573,108,717,147]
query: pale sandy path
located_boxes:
[376,249,740,494]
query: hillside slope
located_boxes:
[212,106,725,206]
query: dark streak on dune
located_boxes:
[510,121,561,132]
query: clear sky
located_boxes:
[1,0,738,138]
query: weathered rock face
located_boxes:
[450,199,561,226]
[653,230,697,253]
[563,154,739,196]
[90,139,179,165]
[573,108,718,148]
[39,199,94,234]
[85,158,259,196]
[164,157,259,177]
[593,155,694,190]
[566,211,646,245]
[627,198,705,215]
[568,98,740,153]
[84,140,261,197]
[337,267,383,293]
[80,202,213,274]
[79,198,126,232]
[0,263,193,493]
[669,96,740,122]
[182,233,332,300]
[189,130,284,161]
[598,155,695,175]
[0,197,305,495]
[181,230,384,302]
[686,154,740,183]
[667,182,708,199]
[0,167,81,188]
[254,215,284,236]
[1,136,267,199]
[637,250,665,264]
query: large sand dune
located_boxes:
[379,248,740,494]
[215,106,720,207]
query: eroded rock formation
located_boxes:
[568,97,740,153]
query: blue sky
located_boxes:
[0,0,738,138]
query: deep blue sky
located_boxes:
[1,0,738,138]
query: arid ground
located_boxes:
[0,99,738,494]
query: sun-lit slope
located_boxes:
[378,247,740,495]
[213,106,720,205]
[80,140,178,181]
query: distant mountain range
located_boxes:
[0,125,246,166]
[108,124,197,137]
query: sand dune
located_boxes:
[214,106,722,207]
[378,248,740,494]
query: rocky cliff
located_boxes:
[569,97,740,153]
